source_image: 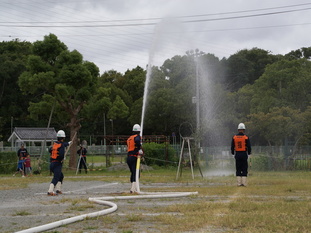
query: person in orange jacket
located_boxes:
[231,123,252,186]
[47,130,71,196]
[126,124,143,193]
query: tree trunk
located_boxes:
[68,118,81,170]
[60,100,84,170]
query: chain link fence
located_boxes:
[1,145,310,174]
[198,146,311,171]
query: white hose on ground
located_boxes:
[16,192,198,233]
[89,191,198,201]
[16,188,197,233]
[15,200,117,233]
[16,135,197,233]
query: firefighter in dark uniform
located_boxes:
[77,145,87,174]
[231,123,252,186]
[47,130,71,196]
[127,124,143,193]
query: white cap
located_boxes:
[238,123,246,130]
[57,130,66,137]
[132,124,141,132]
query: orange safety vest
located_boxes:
[51,142,62,159]
[233,135,248,151]
[127,134,140,153]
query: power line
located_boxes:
[2,2,311,24]
[3,21,311,38]
[1,1,310,73]
[1,5,311,27]
[183,7,311,23]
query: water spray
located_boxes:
[16,19,200,233]
[134,32,154,193]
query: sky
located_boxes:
[1,0,311,74]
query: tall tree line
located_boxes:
[1,34,311,156]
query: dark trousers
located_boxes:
[127,155,138,182]
[235,152,248,177]
[50,162,64,186]
[79,157,87,172]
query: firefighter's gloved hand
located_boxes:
[69,141,72,144]
[139,149,144,155]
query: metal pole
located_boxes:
[11,116,13,134]
[195,55,200,148]
[176,138,185,179]
[194,53,201,170]
[38,101,56,172]
[187,138,194,180]
[76,154,82,175]
[104,113,106,147]
[110,119,113,136]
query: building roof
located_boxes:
[8,127,57,142]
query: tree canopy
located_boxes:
[0,40,33,139]
[0,35,311,152]
[18,34,100,168]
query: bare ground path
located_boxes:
[0,179,206,233]
[2,173,309,233]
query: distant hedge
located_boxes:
[0,152,17,174]
[143,142,178,167]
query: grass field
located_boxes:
[1,169,310,232]
[86,155,125,163]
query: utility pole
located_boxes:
[195,50,200,149]
[194,50,204,178]
[110,119,114,136]
[104,113,106,147]
[11,116,13,134]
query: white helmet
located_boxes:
[57,130,66,137]
[132,124,141,132]
[238,123,246,130]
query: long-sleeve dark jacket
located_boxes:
[77,147,87,157]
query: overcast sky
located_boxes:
[1,0,311,74]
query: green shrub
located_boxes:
[252,154,269,171]
[252,154,285,171]
[0,152,17,174]
[294,159,311,170]
[143,142,178,167]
